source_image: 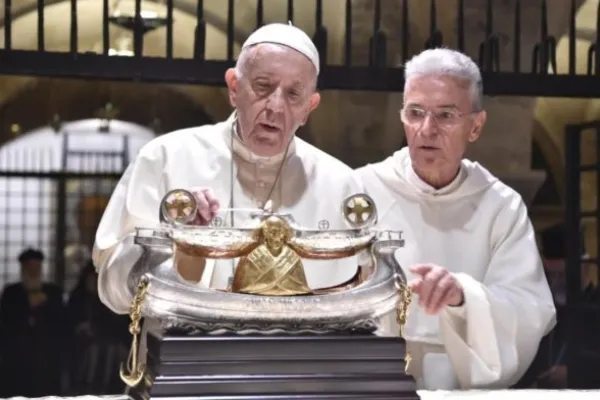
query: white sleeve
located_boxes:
[92,145,166,314]
[439,195,556,388]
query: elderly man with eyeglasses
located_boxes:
[357,48,556,390]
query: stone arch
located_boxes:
[0,0,352,152]
[0,78,215,144]
[0,0,349,110]
[0,0,235,120]
[0,0,247,41]
[0,118,155,286]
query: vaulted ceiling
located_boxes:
[0,0,350,116]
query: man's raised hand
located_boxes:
[408,264,464,315]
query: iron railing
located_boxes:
[564,120,600,387]
[0,133,129,291]
[0,0,599,96]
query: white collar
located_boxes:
[226,112,295,166]
[405,163,466,196]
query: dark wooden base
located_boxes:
[128,330,419,400]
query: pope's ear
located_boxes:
[309,93,320,112]
[300,93,320,126]
[225,68,238,106]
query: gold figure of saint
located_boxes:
[167,194,376,296]
[231,216,312,295]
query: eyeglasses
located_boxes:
[399,106,474,129]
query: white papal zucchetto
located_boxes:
[241,22,320,75]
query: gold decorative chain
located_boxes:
[395,283,413,372]
[119,278,149,387]
[395,282,412,336]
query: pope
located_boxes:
[92,23,363,315]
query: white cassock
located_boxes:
[92,112,362,315]
[356,147,556,391]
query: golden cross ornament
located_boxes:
[162,190,196,223]
[343,195,375,226]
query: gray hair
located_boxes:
[234,46,252,79]
[234,44,318,90]
[404,48,484,111]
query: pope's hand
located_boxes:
[408,264,464,315]
[189,187,220,225]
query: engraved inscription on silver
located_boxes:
[318,219,330,230]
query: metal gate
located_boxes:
[0,0,600,96]
[564,121,600,387]
[0,133,129,290]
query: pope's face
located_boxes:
[226,44,321,157]
[402,75,486,175]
